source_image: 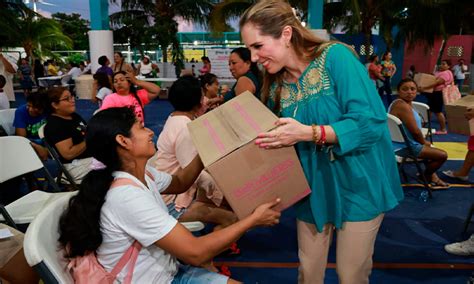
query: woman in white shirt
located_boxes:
[58,107,280,283]
[137,56,158,78]
[91,72,112,107]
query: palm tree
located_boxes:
[0,0,29,48]
[0,3,72,60]
[110,0,214,62]
[15,9,73,59]
[324,0,406,59]
[209,0,307,33]
[326,0,473,59]
[395,0,473,49]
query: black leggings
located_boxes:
[378,76,393,106]
[425,91,444,113]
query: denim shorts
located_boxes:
[167,202,186,219]
[395,144,424,158]
[171,264,229,284]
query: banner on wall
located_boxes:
[206,49,233,79]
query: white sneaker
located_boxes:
[442,170,469,182]
[444,235,474,256]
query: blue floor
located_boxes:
[227,267,472,284]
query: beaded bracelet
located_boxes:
[311,124,319,144]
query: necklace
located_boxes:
[293,80,302,117]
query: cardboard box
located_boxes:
[188,92,311,219]
[414,73,436,93]
[445,95,474,135]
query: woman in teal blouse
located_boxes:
[240,1,403,284]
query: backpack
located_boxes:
[67,241,141,284]
[67,177,146,284]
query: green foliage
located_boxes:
[324,0,473,53]
[66,53,86,65]
[18,10,73,59]
[0,3,72,59]
[208,0,307,34]
[109,0,214,62]
[0,0,29,47]
[52,13,90,50]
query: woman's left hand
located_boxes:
[255,118,309,149]
[126,70,138,85]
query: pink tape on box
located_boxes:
[230,101,262,134]
[202,118,226,155]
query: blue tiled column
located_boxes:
[89,0,109,30]
[307,0,329,41]
[308,0,323,29]
[88,0,113,74]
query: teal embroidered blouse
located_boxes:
[268,43,404,232]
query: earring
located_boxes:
[286,41,290,48]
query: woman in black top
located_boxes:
[44,87,92,184]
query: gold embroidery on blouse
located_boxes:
[277,44,334,112]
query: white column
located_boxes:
[312,29,330,41]
[88,30,114,74]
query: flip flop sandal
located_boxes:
[429,181,450,190]
[218,242,241,257]
[216,265,232,277]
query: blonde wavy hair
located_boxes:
[240,0,331,113]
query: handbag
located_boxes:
[442,83,461,105]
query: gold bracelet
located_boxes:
[311,124,319,144]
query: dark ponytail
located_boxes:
[58,107,137,257]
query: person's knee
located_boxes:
[336,260,372,284]
[439,150,448,162]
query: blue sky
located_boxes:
[28,0,209,32]
[26,0,99,19]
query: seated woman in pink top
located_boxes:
[101,71,160,124]
[154,75,237,230]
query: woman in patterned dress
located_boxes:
[240,1,403,283]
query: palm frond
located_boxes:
[209,0,254,33]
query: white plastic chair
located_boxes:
[0,136,59,187]
[412,102,434,143]
[0,108,16,135]
[24,191,76,284]
[22,190,204,284]
[0,136,61,225]
[182,221,205,232]
[387,114,432,197]
[60,74,73,87]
